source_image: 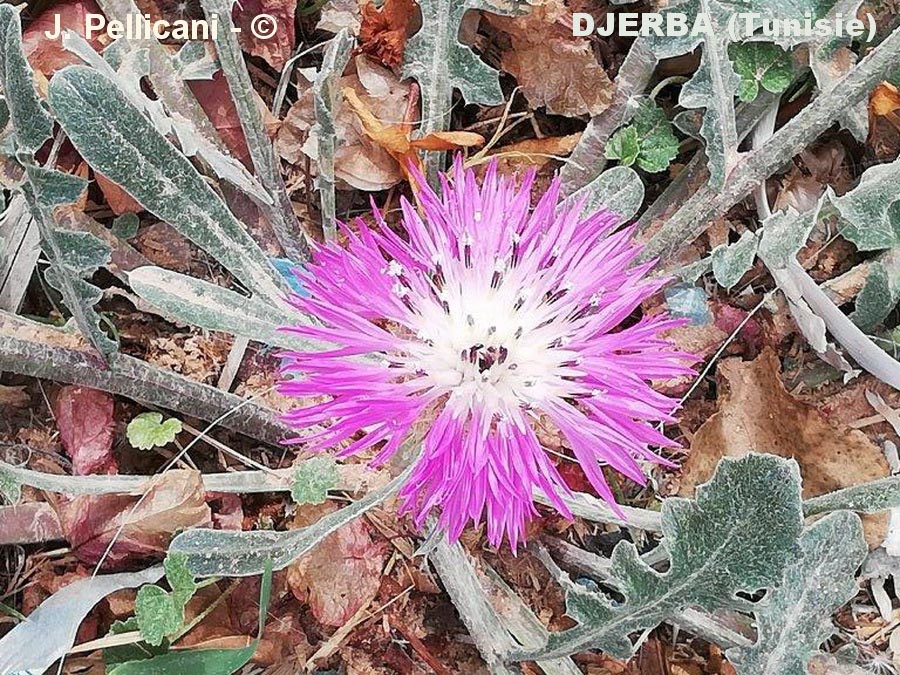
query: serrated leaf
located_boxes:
[163,552,197,610]
[605,127,640,167]
[852,252,900,331]
[729,42,794,103]
[22,165,117,360]
[127,412,182,450]
[47,65,286,304]
[0,4,52,154]
[170,462,412,576]
[565,166,645,222]
[830,158,900,251]
[711,230,758,289]
[758,207,818,269]
[401,0,517,179]
[727,511,866,675]
[312,29,354,240]
[291,457,339,505]
[134,585,181,647]
[512,454,804,661]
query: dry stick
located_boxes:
[199,0,310,263]
[639,26,900,267]
[0,313,291,445]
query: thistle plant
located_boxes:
[280,158,694,548]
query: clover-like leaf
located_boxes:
[291,456,339,506]
[512,454,804,661]
[126,412,183,450]
[606,102,679,174]
[163,552,197,611]
[727,511,867,675]
[729,42,794,102]
[134,585,181,647]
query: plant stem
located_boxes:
[639,26,900,266]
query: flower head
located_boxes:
[280,158,694,548]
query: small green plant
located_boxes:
[126,412,183,450]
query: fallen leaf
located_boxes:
[277,56,417,191]
[52,386,117,476]
[232,0,297,71]
[870,82,900,126]
[55,470,211,568]
[189,71,279,168]
[343,84,483,185]
[679,349,890,547]
[358,0,416,69]
[0,503,64,545]
[22,0,105,82]
[317,0,362,33]
[486,0,613,116]
[133,222,193,273]
[0,384,30,408]
[94,171,142,215]
[487,133,582,173]
[286,509,386,627]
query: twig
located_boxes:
[640,27,900,266]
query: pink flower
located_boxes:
[280,158,694,548]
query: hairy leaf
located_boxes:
[126,412,182,450]
[711,230,758,289]
[729,42,794,102]
[727,511,866,675]
[22,165,117,359]
[311,30,354,241]
[170,463,412,576]
[852,252,900,331]
[291,457,340,505]
[128,266,319,352]
[565,166,645,222]
[758,207,817,269]
[0,4,52,154]
[47,66,286,303]
[511,454,804,661]
[829,157,900,251]
[401,0,516,179]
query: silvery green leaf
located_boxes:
[729,42,794,102]
[173,41,219,80]
[48,66,286,304]
[511,454,804,661]
[711,230,758,289]
[758,207,818,269]
[0,4,52,154]
[727,511,866,675]
[22,165,117,359]
[128,266,319,352]
[678,17,741,189]
[851,250,900,331]
[401,0,518,180]
[0,566,163,674]
[312,29,354,240]
[170,464,413,577]
[830,158,900,251]
[565,166,644,222]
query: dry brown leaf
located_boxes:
[146,333,232,384]
[277,56,416,191]
[22,0,105,83]
[55,469,212,568]
[94,171,142,216]
[488,133,582,173]
[0,384,30,408]
[358,0,416,69]
[286,508,386,627]
[343,86,484,185]
[486,0,613,117]
[232,0,297,71]
[679,349,890,547]
[52,386,117,476]
[870,82,900,124]
[133,222,193,273]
